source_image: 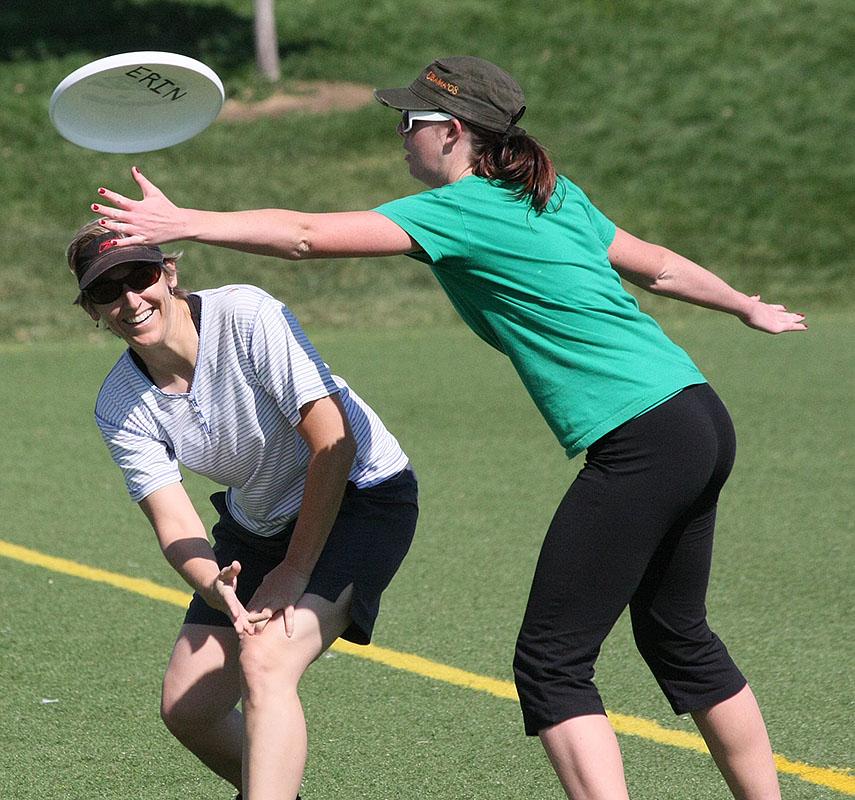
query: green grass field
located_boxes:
[1,316,853,799]
[1,0,853,797]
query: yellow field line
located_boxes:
[3,538,853,796]
[1,539,192,607]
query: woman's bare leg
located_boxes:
[239,586,353,800]
[692,685,782,800]
[160,624,243,789]
[539,714,630,800]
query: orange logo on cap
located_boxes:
[425,70,459,95]
[98,240,116,253]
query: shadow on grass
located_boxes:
[0,0,325,78]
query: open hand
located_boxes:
[740,295,807,334]
[91,166,187,247]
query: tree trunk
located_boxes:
[253,0,281,82]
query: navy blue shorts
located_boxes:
[514,384,747,734]
[183,465,418,645]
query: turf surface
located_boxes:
[0,317,852,799]
[1,0,852,794]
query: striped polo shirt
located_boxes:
[94,284,410,536]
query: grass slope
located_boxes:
[1,0,853,342]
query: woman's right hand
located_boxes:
[209,560,266,638]
[92,166,188,247]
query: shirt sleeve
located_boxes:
[95,406,182,503]
[374,189,469,265]
[246,296,340,427]
[587,204,617,248]
[573,180,617,248]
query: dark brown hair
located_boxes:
[465,124,558,214]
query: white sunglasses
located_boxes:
[400,109,455,132]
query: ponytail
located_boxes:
[466,124,558,214]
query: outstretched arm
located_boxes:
[93,166,418,259]
[608,227,807,334]
[139,482,252,636]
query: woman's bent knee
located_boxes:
[239,625,310,701]
[160,689,210,739]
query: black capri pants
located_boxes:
[514,383,747,735]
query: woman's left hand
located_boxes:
[739,295,807,333]
[244,562,311,637]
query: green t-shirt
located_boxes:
[374,175,705,458]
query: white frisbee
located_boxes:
[50,51,225,153]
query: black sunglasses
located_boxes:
[85,262,163,305]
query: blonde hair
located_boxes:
[66,220,184,313]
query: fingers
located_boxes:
[131,165,159,196]
[224,595,251,637]
[214,561,242,594]
[219,560,242,582]
[215,560,251,636]
[93,187,130,210]
[769,317,807,333]
[93,168,147,212]
[245,607,274,636]
[89,166,158,243]
[243,607,294,637]
[94,167,156,207]
[229,606,250,638]
[249,616,270,635]
[749,295,786,311]
[91,195,142,245]
[88,169,184,247]
[776,309,807,331]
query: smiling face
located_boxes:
[85,260,183,350]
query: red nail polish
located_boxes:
[99,219,107,226]
[92,203,100,211]
[98,188,106,195]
